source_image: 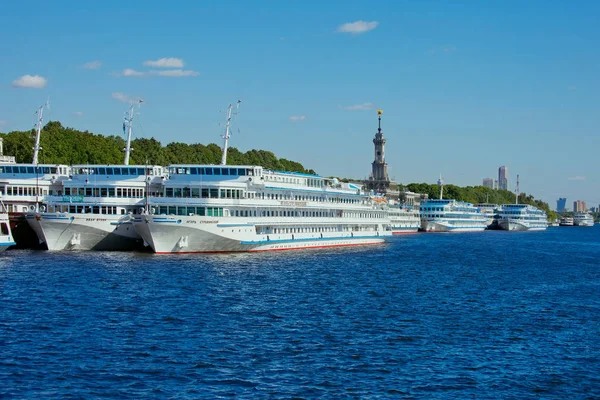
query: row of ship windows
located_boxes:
[258,225,379,235]
[154,206,384,219]
[72,167,159,176]
[170,167,254,176]
[0,166,61,174]
[3,187,49,196]
[164,188,361,203]
[63,187,146,198]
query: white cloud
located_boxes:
[149,69,199,77]
[336,20,379,34]
[340,103,374,111]
[121,68,145,77]
[568,176,586,181]
[81,61,101,69]
[73,111,84,117]
[143,57,184,68]
[289,115,306,121]
[112,92,139,103]
[12,74,47,89]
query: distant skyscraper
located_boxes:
[557,197,567,212]
[482,178,494,189]
[498,166,508,191]
[574,200,587,212]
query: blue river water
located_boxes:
[1,226,599,399]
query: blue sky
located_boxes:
[1,0,599,209]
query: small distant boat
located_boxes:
[559,217,574,226]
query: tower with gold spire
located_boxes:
[365,109,391,193]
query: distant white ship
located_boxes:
[419,177,487,232]
[573,212,594,227]
[497,204,548,231]
[559,217,574,226]
[496,175,547,232]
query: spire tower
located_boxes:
[364,109,391,193]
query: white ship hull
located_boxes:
[421,219,487,233]
[134,215,389,253]
[26,213,143,251]
[390,227,419,235]
[574,220,594,227]
[498,219,547,231]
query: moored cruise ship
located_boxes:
[559,216,574,226]
[573,212,594,227]
[474,203,499,229]
[26,164,166,251]
[386,200,420,234]
[496,204,548,231]
[133,165,391,253]
[419,177,487,232]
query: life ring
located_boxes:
[29,205,35,212]
[40,205,46,212]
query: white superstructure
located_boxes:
[0,206,16,251]
[26,164,166,250]
[573,212,594,227]
[559,216,574,226]
[474,203,499,229]
[133,165,390,253]
[497,204,548,231]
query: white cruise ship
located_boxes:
[26,101,170,251]
[497,204,548,231]
[573,212,594,227]
[133,165,390,253]
[474,203,499,229]
[419,177,487,232]
[559,216,574,226]
[27,164,166,250]
[386,200,420,234]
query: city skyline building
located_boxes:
[574,200,587,212]
[498,166,509,191]
[482,178,494,189]
[557,197,567,212]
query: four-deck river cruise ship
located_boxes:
[496,204,548,231]
[133,165,391,253]
[573,212,594,227]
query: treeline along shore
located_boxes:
[1,121,554,219]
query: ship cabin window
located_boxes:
[114,168,121,175]
[205,168,213,175]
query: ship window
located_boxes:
[114,168,121,175]
[168,206,176,215]
[198,168,205,175]
[214,168,221,176]
[197,207,205,216]
[192,188,200,198]
[191,168,198,175]
[201,188,209,198]
[122,168,129,176]
[137,168,144,175]
[98,167,106,175]
[177,207,187,216]
[238,168,246,176]
[106,168,113,175]
[174,188,182,197]
[19,167,26,173]
[183,188,191,198]
[206,168,213,175]
[222,168,229,176]
[210,188,218,198]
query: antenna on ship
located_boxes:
[220,100,241,165]
[123,99,143,166]
[515,174,520,205]
[32,99,50,165]
[438,174,444,200]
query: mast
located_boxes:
[220,100,241,165]
[123,99,143,166]
[515,174,520,205]
[32,100,49,165]
[438,174,444,200]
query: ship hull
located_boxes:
[134,215,388,254]
[26,213,144,251]
[420,220,487,233]
[498,219,547,231]
[8,212,46,249]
